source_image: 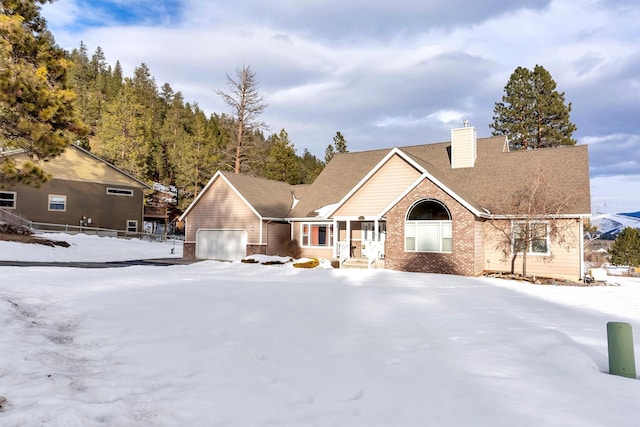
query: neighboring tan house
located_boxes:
[180,126,591,281]
[0,144,150,233]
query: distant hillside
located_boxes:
[591,212,640,240]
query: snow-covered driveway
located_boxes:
[1,260,638,426]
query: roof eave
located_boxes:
[486,213,591,220]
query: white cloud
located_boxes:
[37,0,640,214]
[41,0,79,27]
[427,110,467,126]
[590,175,640,214]
[269,80,347,104]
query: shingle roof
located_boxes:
[289,149,390,218]
[2,144,150,188]
[400,137,590,215]
[219,171,295,218]
[203,135,591,219]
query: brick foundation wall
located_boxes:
[385,179,476,276]
[183,242,196,259]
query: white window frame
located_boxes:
[107,187,134,197]
[0,191,17,209]
[300,222,334,248]
[405,220,453,253]
[404,199,453,253]
[48,194,67,212]
[512,221,550,256]
[127,220,138,232]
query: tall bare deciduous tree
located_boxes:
[487,169,576,277]
[216,65,267,174]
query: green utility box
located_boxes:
[607,322,637,379]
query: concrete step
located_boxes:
[342,258,371,269]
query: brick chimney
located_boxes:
[451,121,477,169]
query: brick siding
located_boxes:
[385,179,476,276]
[183,242,196,259]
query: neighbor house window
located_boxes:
[107,187,134,196]
[512,222,549,255]
[300,223,333,247]
[48,194,67,211]
[405,199,453,253]
[0,191,16,209]
[127,220,138,232]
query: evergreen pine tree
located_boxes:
[324,144,335,164]
[333,131,348,154]
[105,61,123,99]
[94,79,151,178]
[0,0,86,186]
[609,227,640,276]
[86,46,109,127]
[263,129,301,184]
[490,65,576,150]
[298,149,324,184]
[325,131,348,163]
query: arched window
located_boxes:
[405,199,453,252]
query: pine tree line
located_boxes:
[5,0,576,213]
[66,43,329,209]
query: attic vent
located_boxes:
[451,125,477,169]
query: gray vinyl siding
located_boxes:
[265,222,292,256]
[9,179,144,231]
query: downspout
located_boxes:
[264,220,272,255]
[289,220,295,241]
[579,217,585,281]
[183,218,187,235]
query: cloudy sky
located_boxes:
[41,0,639,214]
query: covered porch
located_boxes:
[333,217,386,268]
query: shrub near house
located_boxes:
[608,227,640,276]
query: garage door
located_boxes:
[196,229,247,261]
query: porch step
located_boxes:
[342,257,386,269]
[342,258,369,269]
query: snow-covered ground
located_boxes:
[0,233,639,426]
[0,232,183,262]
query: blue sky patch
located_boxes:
[77,0,183,28]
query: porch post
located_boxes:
[333,219,338,258]
[374,218,379,242]
[346,219,351,257]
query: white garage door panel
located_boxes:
[196,229,247,261]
